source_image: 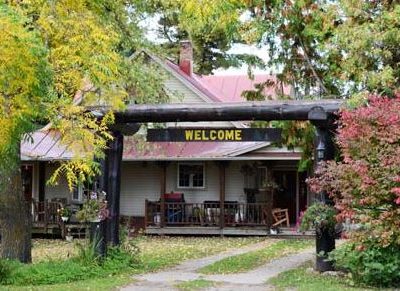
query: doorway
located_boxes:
[272,170,297,225]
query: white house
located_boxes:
[21,42,309,236]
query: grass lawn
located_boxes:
[0,236,264,290]
[136,236,264,272]
[268,261,374,291]
[198,239,314,274]
[175,279,219,290]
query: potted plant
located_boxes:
[76,190,109,223]
[58,206,71,222]
[299,202,336,235]
[299,201,337,272]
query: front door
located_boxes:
[21,165,33,201]
[272,170,297,225]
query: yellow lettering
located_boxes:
[202,130,209,140]
[225,130,234,140]
[185,130,194,141]
[210,130,217,140]
[217,130,224,140]
[194,130,201,140]
[235,130,242,141]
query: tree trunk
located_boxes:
[0,144,32,263]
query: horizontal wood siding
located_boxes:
[225,161,246,202]
[120,162,160,216]
[165,77,204,103]
[165,76,233,128]
[121,161,247,216]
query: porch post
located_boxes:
[159,162,167,228]
[219,162,226,230]
[38,162,46,202]
[105,131,124,246]
[312,120,336,272]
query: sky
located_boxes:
[140,15,274,76]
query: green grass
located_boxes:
[0,236,265,290]
[135,236,265,272]
[268,261,375,291]
[1,273,133,290]
[175,279,217,290]
[198,239,314,274]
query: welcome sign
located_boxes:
[147,128,282,142]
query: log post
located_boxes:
[105,131,124,246]
[312,120,336,272]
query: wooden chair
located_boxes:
[272,208,290,227]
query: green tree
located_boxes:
[152,0,399,97]
[0,0,165,262]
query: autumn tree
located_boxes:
[0,0,165,262]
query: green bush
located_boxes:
[0,240,139,286]
[332,242,400,287]
[0,260,14,284]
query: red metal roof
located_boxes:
[166,61,291,102]
[21,58,296,161]
[22,132,300,161]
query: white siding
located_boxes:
[164,77,233,128]
[44,163,72,202]
[120,161,246,216]
[120,162,160,216]
[165,77,204,103]
[42,161,247,216]
[225,161,247,202]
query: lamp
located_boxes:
[316,140,325,161]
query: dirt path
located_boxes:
[121,239,314,291]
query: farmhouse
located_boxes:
[21,42,311,236]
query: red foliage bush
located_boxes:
[308,95,400,247]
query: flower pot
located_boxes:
[90,218,101,223]
[61,216,69,222]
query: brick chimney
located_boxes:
[179,40,193,76]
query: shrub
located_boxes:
[308,95,400,247]
[332,241,400,287]
[299,202,336,235]
[0,260,13,284]
[0,240,140,286]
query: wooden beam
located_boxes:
[91,100,343,123]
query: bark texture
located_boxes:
[0,149,32,263]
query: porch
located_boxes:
[144,200,299,236]
[32,200,86,238]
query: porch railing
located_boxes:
[145,200,271,227]
[32,201,62,225]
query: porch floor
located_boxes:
[145,226,315,238]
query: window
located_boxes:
[178,163,205,189]
[72,184,84,202]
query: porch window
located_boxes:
[72,184,84,202]
[178,163,205,189]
